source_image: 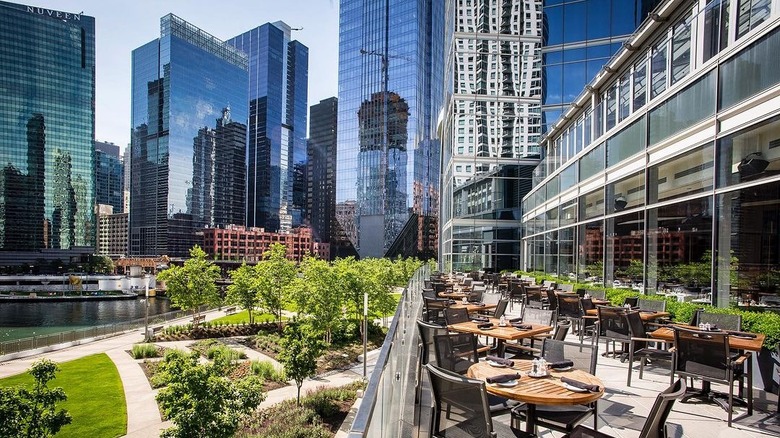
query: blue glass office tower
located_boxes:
[0,2,95,252]
[541,0,663,133]
[130,15,248,257]
[337,0,444,259]
[228,22,308,233]
[95,141,123,214]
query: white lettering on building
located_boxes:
[26,6,82,21]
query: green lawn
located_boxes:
[211,310,285,324]
[0,353,127,438]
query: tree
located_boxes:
[0,359,71,438]
[157,245,221,327]
[226,263,260,324]
[289,256,343,344]
[156,350,264,438]
[278,320,325,404]
[255,243,297,329]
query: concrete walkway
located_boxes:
[0,308,374,437]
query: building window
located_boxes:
[719,26,780,109]
[703,0,730,62]
[651,37,668,99]
[648,143,714,203]
[717,113,780,188]
[649,71,716,146]
[736,0,772,39]
[670,13,691,85]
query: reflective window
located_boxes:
[648,143,714,203]
[670,13,691,84]
[719,26,780,109]
[579,143,605,182]
[587,0,611,40]
[649,71,716,145]
[560,198,577,227]
[578,220,604,281]
[703,0,730,62]
[560,163,577,192]
[559,226,576,276]
[633,57,647,110]
[605,85,617,131]
[607,116,646,167]
[545,5,564,46]
[563,1,587,43]
[736,0,771,39]
[651,37,668,98]
[717,114,780,187]
[605,211,645,286]
[579,188,605,220]
[618,72,631,122]
[607,171,645,213]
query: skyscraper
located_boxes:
[130,14,248,257]
[337,0,444,259]
[307,97,338,246]
[227,22,309,233]
[0,1,95,254]
[95,141,124,214]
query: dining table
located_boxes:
[437,290,471,299]
[468,359,604,433]
[448,301,498,314]
[448,317,552,356]
[585,308,671,322]
[650,324,765,351]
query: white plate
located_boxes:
[551,366,573,371]
[527,372,549,378]
[562,382,588,392]
[479,326,494,331]
[495,380,518,387]
[486,360,508,368]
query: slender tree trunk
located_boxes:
[296,383,302,405]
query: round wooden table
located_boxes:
[467,360,604,433]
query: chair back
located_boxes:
[468,286,485,303]
[481,292,501,307]
[688,308,705,326]
[434,333,480,374]
[553,320,572,341]
[623,296,639,307]
[432,282,448,293]
[559,283,574,293]
[698,312,741,331]
[422,288,437,300]
[638,298,666,312]
[625,310,649,350]
[493,299,509,318]
[557,294,583,318]
[444,307,470,325]
[597,306,630,341]
[580,297,595,311]
[673,327,732,382]
[462,277,473,287]
[424,279,432,289]
[425,363,494,438]
[522,307,556,326]
[589,289,606,300]
[638,378,687,438]
[423,297,449,324]
[525,285,545,308]
[546,289,558,311]
[416,319,447,366]
[541,339,598,373]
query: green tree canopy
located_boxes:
[157,245,221,327]
[289,256,343,344]
[278,320,325,404]
[254,243,297,329]
[226,263,261,324]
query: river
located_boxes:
[0,297,173,341]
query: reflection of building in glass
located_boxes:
[95,141,124,215]
[0,2,95,256]
[228,22,308,234]
[130,14,248,257]
[337,0,444,259]
[439,0,542,272]
[307,97,338,249]
[523,0,780,307]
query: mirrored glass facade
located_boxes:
[337,0,444,259]
[228,22,308,233]
[95,141,124,214]
[130,14,248,257]
[0,2,95,252]
[523,0,780,307]
[440,0,542,272]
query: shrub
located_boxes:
[131,343,159,359]
[206,344,247,361]
[250,360,286,382]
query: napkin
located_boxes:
[549,360,574,369]
[477,322,494,329]
[471,302,486,306]
[561,377,600,392]
[512,323,532,330]
[486,373,521,384]
[508,317,523,323]
[486,355,514,367]
[471,316,489,323]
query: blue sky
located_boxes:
[26,0,339,150]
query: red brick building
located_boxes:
[201,225,328,263]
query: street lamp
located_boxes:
[144,273,151,342]
[363,292,368,378]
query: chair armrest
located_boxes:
[630,336,669,343]
[732,352,751,365]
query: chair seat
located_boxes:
[512,402,594,432]
[435,416,533,438]
[634,347,672,359]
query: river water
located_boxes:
[0,297,173,342]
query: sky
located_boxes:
[26,0,340,151]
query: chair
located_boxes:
[525,285,546,309]
[688,308,705,326]
[558,284,575,293]
[508,281,525,311]
[623,296,639,308]
[417,319,448,366]
[698,312,742,331]
[588,289,606,300]
[511,340,599,434]
[638,298,666,312]
[422,288,437,300]
[504,308,557,356]
[434,333,480,375]
[672,327,752,426]
[626,311,672,386]
[558,294,596,345]
[553,320,572,341]
[445,307,471,325]
[424,297,450,324]
[425,364,531,438]
[522,307,556,327]
[546,289,558,311]
[596,306,631,358]
[469,286,485,303]
[563,379,687,438]
[479,293,502,316]
[492,299,509,319]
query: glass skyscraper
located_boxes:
[228,22,308,233]
[337,0,444,259]
[0,1,95,252]
[308,97,338,247]
[95,141,123,214]
[130,14,248,257]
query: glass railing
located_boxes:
[348,265,431,438]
